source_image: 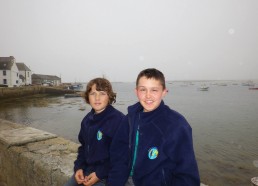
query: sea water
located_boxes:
[0,81,258,185]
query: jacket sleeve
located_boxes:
[107,116,130,186]
[74,120,87,173]
[95,160,110,179]
[165,118,200,186]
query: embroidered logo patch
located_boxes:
[97,130,103,141]
[148,147,159,160]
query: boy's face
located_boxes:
[89,84,109,114]
[135,76,167,112]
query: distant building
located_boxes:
[0,56,19,87]
[16,63,32,86]
[1,56,61,87]
[32,74,61,86]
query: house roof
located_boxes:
[32,74,61,80]
[0,56,15,70]
[16,63,31,71]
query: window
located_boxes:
[27,72,30,77]
[17,73,18,77]
[3,71,6,76]
[3,79,7,84]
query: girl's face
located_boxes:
[89,84,109,114]
[135,76,167,112]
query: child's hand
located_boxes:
[75,169,86,184]
[84,172,99,186]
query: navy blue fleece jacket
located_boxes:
[108,101,200,186]
[74,104,124,179]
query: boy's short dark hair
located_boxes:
[84,78,116,104]
[136,68,166,89]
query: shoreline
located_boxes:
[0,86,75,100]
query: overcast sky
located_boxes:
[1,0,258,82]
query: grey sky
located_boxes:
[1,0,258,82]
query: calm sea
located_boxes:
[1,82,258,185]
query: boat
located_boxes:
[67,83,84,91]
[198,84,209,91]
[242,81,255,86]
[64,93,82,98]
[248,83,258,90]
[218,83,227,86]
[249,87,258,90]
[251,177,258,185]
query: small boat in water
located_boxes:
[198,84,209,91]
[64,93,82,98]
[242,81,255,86]
[248,83,258,90]
[251,177,258,185]
[67,83,84,91]
[249,87,258,90]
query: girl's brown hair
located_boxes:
[84,78,116,104]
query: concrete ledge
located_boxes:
[0,127,57,147]
[0,119,209,186]
[0,119,79,186]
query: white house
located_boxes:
[16,62,32,85]
[1,56,61,87]
[0,56,20,87]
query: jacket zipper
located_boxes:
[87,126,90,155]
[130,124,140,176]
[162,169,167,186]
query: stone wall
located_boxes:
[0,86,75,100]
[0,119,79,186]
[0,119,210,186]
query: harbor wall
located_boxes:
[0,119,79,186]
[0,86,75,100]
[0,119,210,186]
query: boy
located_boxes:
[64,78,124,186]
[108,68,200,186]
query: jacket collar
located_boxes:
[128,100,165,123]
[88,104,114,121]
